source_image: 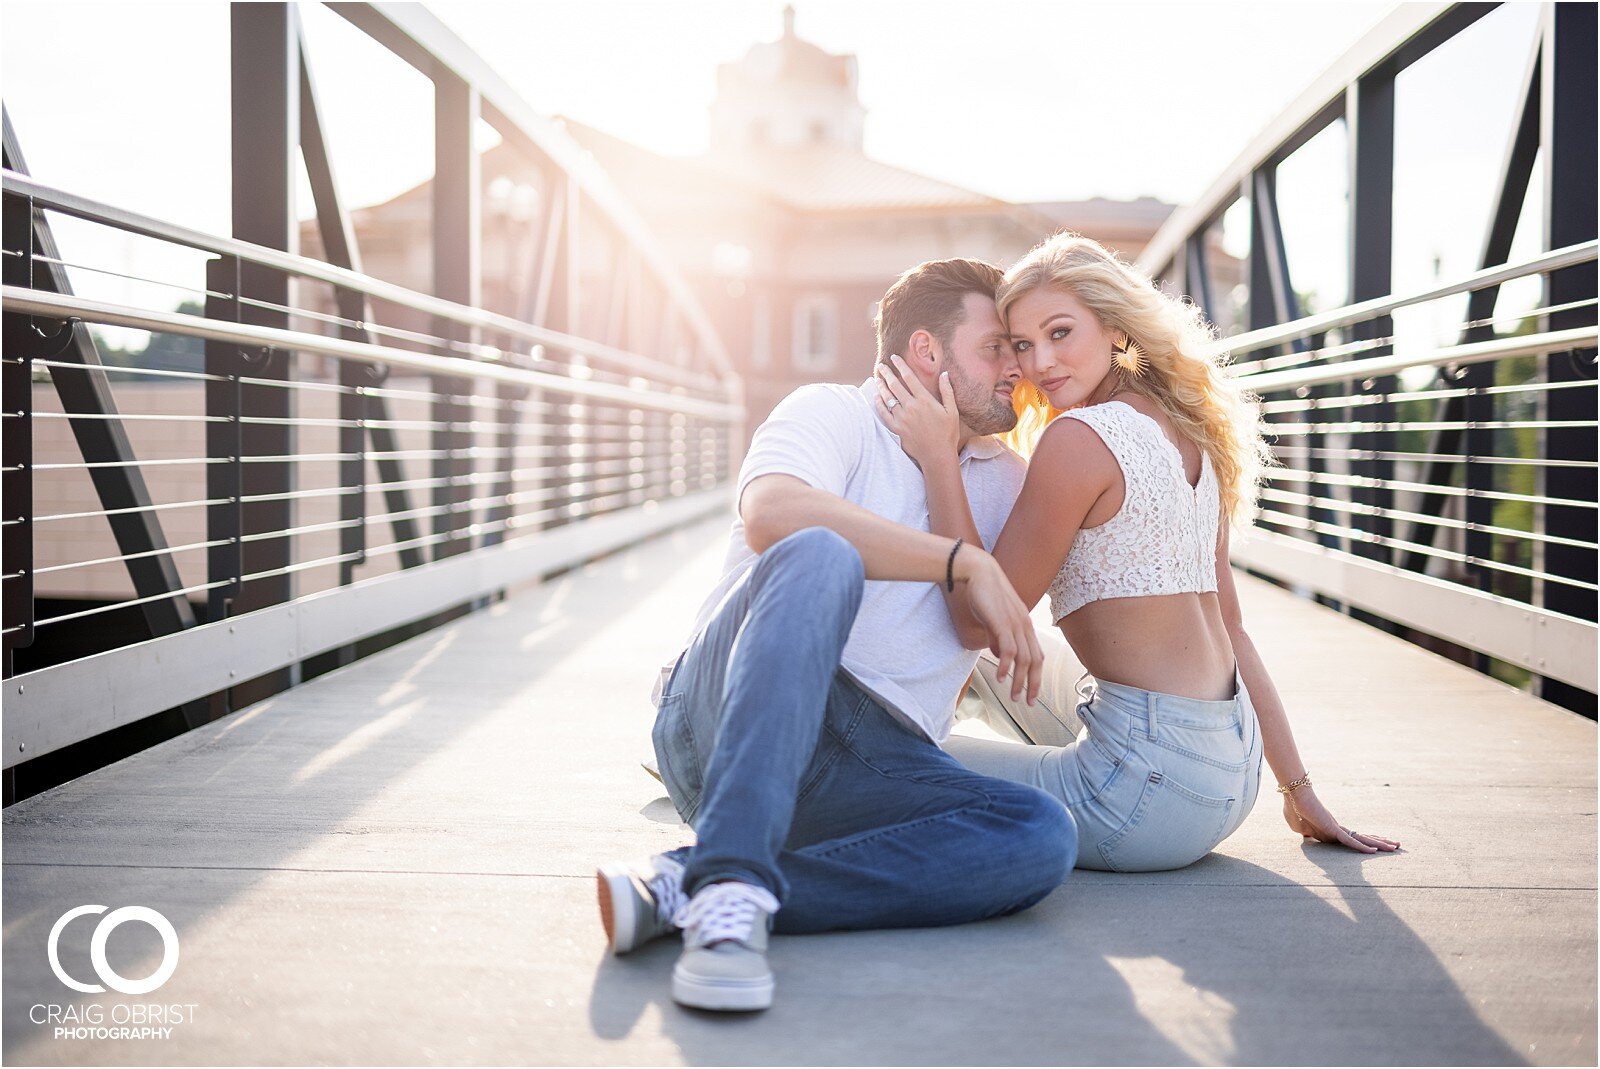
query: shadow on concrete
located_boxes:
[584,849,1525,1066]
[1,522,705,1065]
[640,798,686,825]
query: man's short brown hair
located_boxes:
[875,258,1005,365]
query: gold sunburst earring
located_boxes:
[1112,332,1146,378]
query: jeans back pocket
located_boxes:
[1098,771,1235,873]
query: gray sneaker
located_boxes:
[596,854,686,955]
[670,881,780,1012]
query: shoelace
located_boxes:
[647,858,688,928]
[671,881,780,948]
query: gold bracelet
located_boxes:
[1276,773,1311,795]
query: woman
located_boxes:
[875,233,1397,871]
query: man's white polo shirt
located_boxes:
[654,379,1027,744]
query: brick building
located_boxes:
[304,7,1180,436]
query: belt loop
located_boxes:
[1232,665,1247,743]
[1074,670,1096,723]
[1146,689,1159,739]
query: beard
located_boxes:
[947,358,1019,436]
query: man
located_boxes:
[596,259,1077,1013]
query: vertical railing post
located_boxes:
[229,3,299,700]
[484,331,524,550]
[336,372,367,591]
[1347,71,1396,567]
[541,178,580,531]
[643,310,667,511]
[563,184,586,526]
[431,72,480,566]
[1539,1,1598,713]
[1,192,36,669]
[203,256,242,620]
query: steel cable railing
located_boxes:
[1219,245,1597,696]
[1130,1,1596,710]
[2,175,740,772]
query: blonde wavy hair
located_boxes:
[998,232,1270,525]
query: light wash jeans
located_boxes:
[652,527,1077,935]
[946,649,1264,872]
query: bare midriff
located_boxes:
[1060,591,1237,701]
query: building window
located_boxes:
[792,295,838,373]
[751,294,771,370]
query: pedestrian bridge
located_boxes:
[2,517,1594,1064]
[1,3,1595,1065]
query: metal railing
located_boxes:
[1227,247,1597,696]
[1,4,743,773]
[1138,2,1597,710]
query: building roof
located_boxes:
[1030,197,1175,231]
[559,120,786,212]
[559,117,1033,218]
[711,143,1012,214]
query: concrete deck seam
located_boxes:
[3,861,1596,893]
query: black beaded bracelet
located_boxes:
[945,538,964,593]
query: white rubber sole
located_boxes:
[671,965,774,1011]
[596,863,644,955]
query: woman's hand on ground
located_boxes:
[1281,785,1400,853]
[874,355,960,470]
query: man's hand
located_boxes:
[957,547,1042,705]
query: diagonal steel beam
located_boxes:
[527,179,565,330]
[1,108,196,641]
[1401,35,1545,573]
[296,33,425,576]
[1185,237,1215,323]
[1250,167,1302,335]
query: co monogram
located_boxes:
[47,906,180,995]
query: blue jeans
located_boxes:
[652,527,1077,935]
[945,666,1264,872]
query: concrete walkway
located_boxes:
[3,516,1595,1066]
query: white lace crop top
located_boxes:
[1046,400,1221,622]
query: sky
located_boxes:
[424,0,1396,206]
[3,1,1407,216]
[0,0,1552,350]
